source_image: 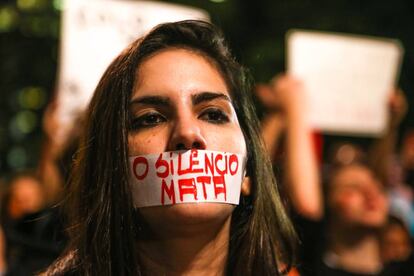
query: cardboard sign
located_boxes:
[55,0,209,140]
[129,150,246,208]
[287,30,404,137]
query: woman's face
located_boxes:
[9,177,44,219]
[128,48,247,232]
[328,165,388,228]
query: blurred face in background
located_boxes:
[8,176,44,219]
[328,165,388,228]
[381,219,412,262]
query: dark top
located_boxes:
[316,255,414,276]
[2,207,67,275]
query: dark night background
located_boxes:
[0,0,413,176]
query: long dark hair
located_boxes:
[46,20,297,275]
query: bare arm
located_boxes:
[256,75,323,219]
[37,101,67,205]
[256,84,286,159]
[261,114,285,159]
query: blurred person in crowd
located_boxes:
[5,172,44,220]
[396,130,414,234]
[37,100,84,205]
[368,91,414,236]
[0,227,6,275]
[44,20,298,275]
[0,172,66,275]
[400,130,414,191]
[380,215,413,263]
[320,163,397,275]
[256,75,325,275]
[316,160,414,275]
[396,129,414,199]
[0,178,6,275]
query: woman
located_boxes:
[320,163,389,275]
[304,162,412,276]
[46,20,296,275]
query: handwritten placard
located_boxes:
[129,150,246,208]
[287,30,404,137]
[56,0,209,140]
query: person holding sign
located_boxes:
[256,75,322,220]
[45,21,297,275]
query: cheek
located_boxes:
[128,128,169,156]
[378,196,389,215]
[205,124,247,155]
[331,192,362,214]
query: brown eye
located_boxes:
[131,112,166,129]
[199,108,229,124]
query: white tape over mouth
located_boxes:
[129,149,246,208]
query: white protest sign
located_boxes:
[287,30,403,136]
[56,0,209,140]
[129,150,246,208]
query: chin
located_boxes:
[138,203,235,235]
[359,214,387,228]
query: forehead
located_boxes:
[11,177,41,193]
[12,176,39,186]
[331,165,375,188]
[133,48,229,100]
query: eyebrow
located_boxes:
[130,92,231,107]
[191,92,231,105]
[130,96,171,107]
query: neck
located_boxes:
[137,216,231,276]
[326,223,382,274]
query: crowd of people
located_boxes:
[0,20,412,275]
[257,75,414,275]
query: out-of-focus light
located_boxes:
[0,6,18,32]
[10,111,38,137]
[210,0,226,3]
[17,0,48,11]
[9,119,25,141]
[18,87,46,110]
[7,146,28,169]
[20,16,50,36]
[17,0,37,10]
[49,18,59,38]
[53,0,63,11]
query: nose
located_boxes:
[364,182,384,204]
[167,114,207,151]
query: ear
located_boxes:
[241,176,251,196]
